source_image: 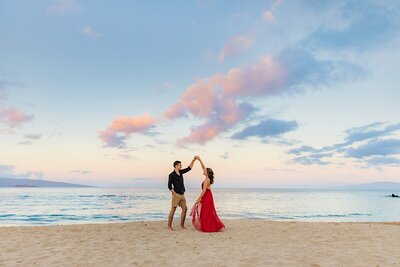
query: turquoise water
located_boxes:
[1,188,400,226]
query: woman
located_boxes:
[190,156,225,232]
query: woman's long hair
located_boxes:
[206,168,214,184]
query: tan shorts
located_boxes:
[171,193,187,208]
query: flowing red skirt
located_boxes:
[190,189,225,232]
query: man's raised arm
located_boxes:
[189,156,197,169]
[180,156,197,174]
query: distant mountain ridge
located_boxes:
[332,181,400,190]
[0,178,94,188]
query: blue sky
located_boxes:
[1,0,399,187]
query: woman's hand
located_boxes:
[196,198,201,203]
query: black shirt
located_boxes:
[168,167,191,195]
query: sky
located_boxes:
[1,0,400,188]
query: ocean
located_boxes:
[1,187,400,226]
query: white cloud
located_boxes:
[82,26,103,39]
[262,10,274,22]
[0,164,44,179]
[48,0,83,15]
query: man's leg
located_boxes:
[180,197,187,228]
[180,206,187,228]
[168,206,177,230]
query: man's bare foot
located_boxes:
[180,226,187,229]
[168,227,175,231]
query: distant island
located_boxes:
[0,178,94,188]
[331,181,400,190]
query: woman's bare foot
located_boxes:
[168,227,175,231]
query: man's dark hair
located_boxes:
[173,160,181,168]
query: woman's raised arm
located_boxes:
[198,156,206,171]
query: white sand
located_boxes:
[0,220,399,266]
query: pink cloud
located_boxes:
[177,123,222,146]
[99,113,156,147]
[0,106,33,128]
[217,35,255,63]
[165,55,287,146]
[164,80,218,119]
[262,10,274,22]
[262,0,283,22]
[216,55,287,97]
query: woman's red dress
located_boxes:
[191,187,225,232]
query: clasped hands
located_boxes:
[193,155,201,161]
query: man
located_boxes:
[168,156,197,230]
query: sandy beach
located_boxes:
[0,220,399,266]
